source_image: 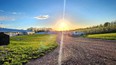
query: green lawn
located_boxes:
[87,33,116,40]
[0,34,58,65]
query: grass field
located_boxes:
[87,33,116,40]
[0,34,58,65]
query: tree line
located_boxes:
[27,27,52,33]
[76,21,116,34]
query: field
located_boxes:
[87,33,116,40]
[0,34,58,65]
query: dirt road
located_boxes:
[26,33,116,65]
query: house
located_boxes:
[22,31,35,35]
[0,28,35,36]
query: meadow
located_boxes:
[0,34,58,65]
[87,33,116,40]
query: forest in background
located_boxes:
[76,20,116,34]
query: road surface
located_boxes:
[26,33,116,65]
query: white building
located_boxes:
[0,28,35,36]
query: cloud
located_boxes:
[12,12,17,14]
[12,12,23,15]
[34,15,49,20]
[0,16,15,21]
[0,10,4,12]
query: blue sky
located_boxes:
[0,0,116,29]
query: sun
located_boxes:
[54,19,69,31]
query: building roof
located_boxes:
[0,28,32,32]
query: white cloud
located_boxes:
[0,10,4,12]
[0,16,15,21]
[12,12,23,15]
[11,18,15,21]
[34,15,49,20]
[12,12,17,14]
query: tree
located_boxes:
[104,22,110,27]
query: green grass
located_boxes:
[0,34,58,65]
[86,33,116,40]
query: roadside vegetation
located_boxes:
[75,21,116,40]
[87,33,116,40]
[0,34,58,65]
[76,21,116,34]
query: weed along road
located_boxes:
[26,33,116,65]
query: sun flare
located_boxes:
[54,19,69,31]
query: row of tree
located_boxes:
[27,27,52,33]
[76,21,116,34]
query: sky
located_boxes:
[0,0,116,30]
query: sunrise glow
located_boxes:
[54,19,69,31]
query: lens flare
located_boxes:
[54,19,69,31]
[58,19,69,31]
[58,0,66,65]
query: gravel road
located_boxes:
[26,33,116,65]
